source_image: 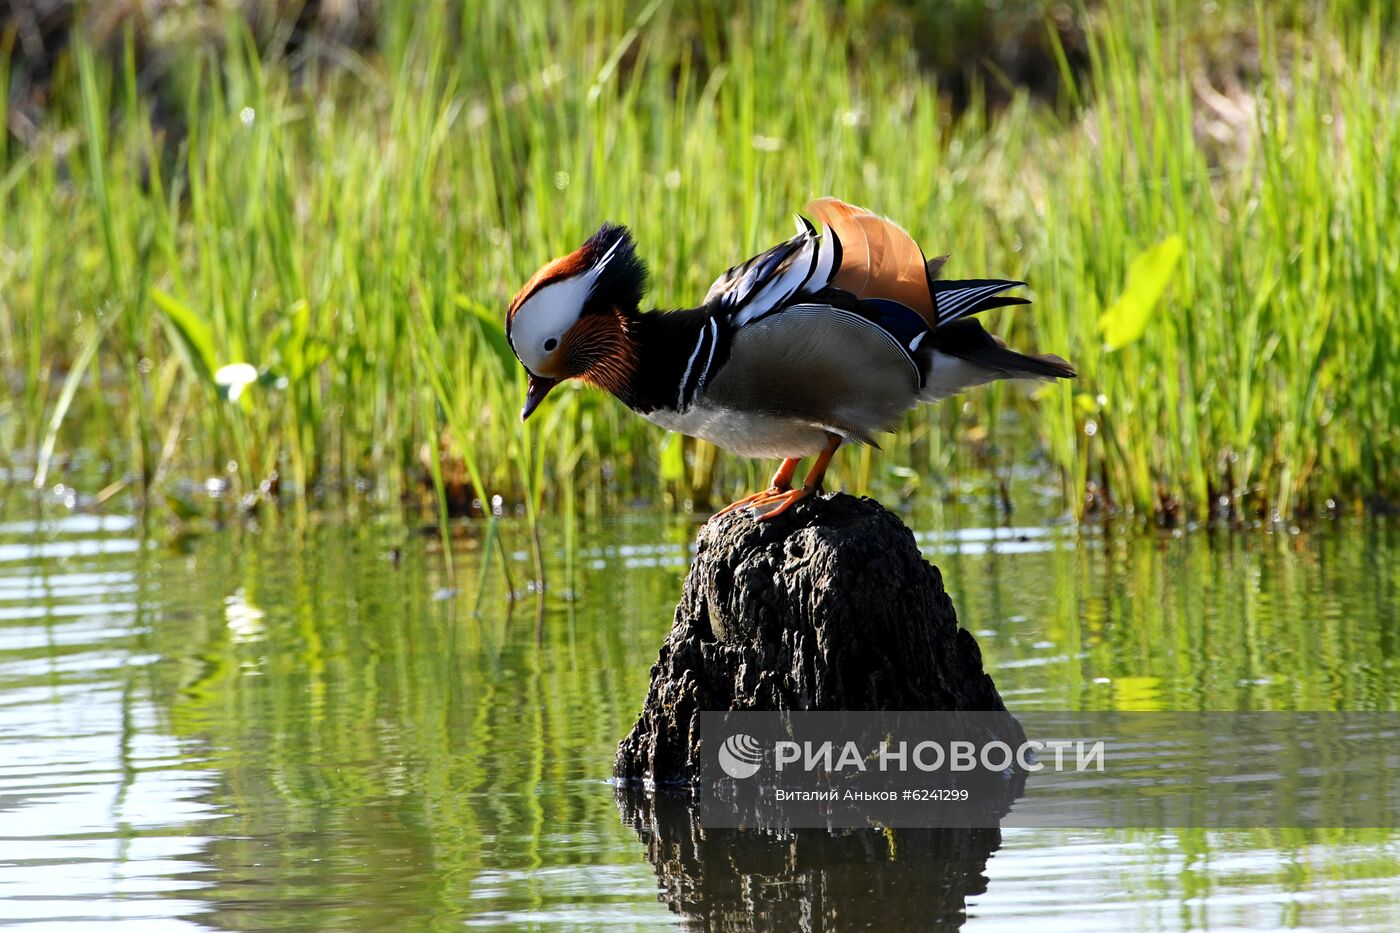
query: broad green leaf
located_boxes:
[280,298,313,378]
[164,492,203,522]
[455,293,517,374]
[34,310,118,489]
[1097,235,1184,351]
[658,433,685,483]
[151,287,218,383]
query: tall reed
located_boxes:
[0,1,1394,523]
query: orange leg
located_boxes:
[714,458,800,516]
[752,434,843,521]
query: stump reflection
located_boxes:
[616,786,1003,931]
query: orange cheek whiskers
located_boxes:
[565,309,637,396]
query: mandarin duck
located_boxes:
[505,198,1074,519]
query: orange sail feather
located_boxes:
[805,197,936,325]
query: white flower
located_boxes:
[214,362,259,401]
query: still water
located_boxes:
[0,498,1397,930]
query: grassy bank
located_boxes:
[1,1,1396,524]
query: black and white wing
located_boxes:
[703,217,842,327]
[679,199,1070,436]
[692,216,934,408]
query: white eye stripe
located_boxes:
[511,275,595,372]
[510,235,626,372]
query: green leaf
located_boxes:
[279,298,313,378]
[658,433,685,483]
[151,287,218,383]
[34,310,119,489]
[164,492,203,522]
[454,293,517,373]
[1097,235,1184,351]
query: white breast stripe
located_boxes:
[677,324,709,409]
[697,318,721,391]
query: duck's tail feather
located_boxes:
[919,317,1076,401]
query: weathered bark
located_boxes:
[614,492,1018,785]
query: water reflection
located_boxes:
[617,787,1003,930]
[0,506,1397,929]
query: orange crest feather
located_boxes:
[508,248,590,319]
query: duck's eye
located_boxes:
[543,337,559,352]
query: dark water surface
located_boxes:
[1,502,1397,930]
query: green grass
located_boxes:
[0,0,1396,524]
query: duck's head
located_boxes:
[506,223,647,421]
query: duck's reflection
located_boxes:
[617,786,1005,931]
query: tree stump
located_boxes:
[614,492,1020,786]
